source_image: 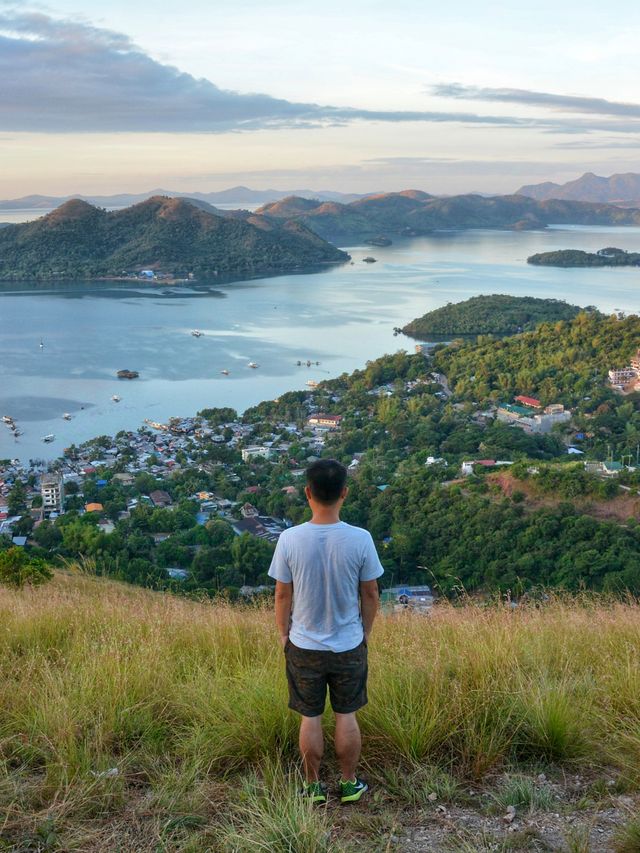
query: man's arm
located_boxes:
[360,579,379,642]
[274,580,293,647]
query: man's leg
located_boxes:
[299,714,324,782]
[334,712,361,782]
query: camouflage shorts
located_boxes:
[284,639,368,717]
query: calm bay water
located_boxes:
[1,224,640,463]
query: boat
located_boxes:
[42,434,55,443]
[191,329,203,337]
[306,360,311,367]
[62,413,72,420]
[117,369,139,379]
[111,395,121,402]
[296,360,302,366]
[221,369,230,375]
[248,362,259,369]
[362,256,377,263]
[2,416,13,424]
[39,339,44,349]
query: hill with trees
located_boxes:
[402,295,588,338]
[528,247,640,267]
[0,196,349,280]
[257,190,640,241]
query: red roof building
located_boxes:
[514,395,541,409]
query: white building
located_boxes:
[41,473,64,516]
[241,446,273,462]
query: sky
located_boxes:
[1,0,640,197]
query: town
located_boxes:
[2,327,640,601]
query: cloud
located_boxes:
[0,9,547,133]
[432,82,640,120]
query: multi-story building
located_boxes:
[41,473,64,516]
[608,367,637,386]
[629,349,640,373]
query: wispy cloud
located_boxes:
[432,82,640,120]
[0,10,540,133]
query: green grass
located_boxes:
[1,573,640,849]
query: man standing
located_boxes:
[269,458,384,805]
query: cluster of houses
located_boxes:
[608,349,640,391]
[0,391,353,553]
[497,395,571,434]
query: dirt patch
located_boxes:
[487,472,640,524]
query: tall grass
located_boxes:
[1,573,640,849]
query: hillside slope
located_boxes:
[517,171,640,206]
[1,573,640,851]
[0,196,349,280]
[257,190,640,240]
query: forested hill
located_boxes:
[402,295,587,338]
[432,311,640,405]
[256,190,640,241]
[0,196,349,281]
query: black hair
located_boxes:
[306,459,348,505]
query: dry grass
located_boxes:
[1,572,640,850]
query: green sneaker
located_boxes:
[302,781,328,804]
[339,777,368,803]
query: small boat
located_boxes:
[221,369,230,375]
[2,415,13,424]
[296,360,302,366]
[117,369,139,379]
[306,360,311,367]
[62,413,72,420]
[248,362,259,369]
[42,434,55,443]
[111,395,121,402]
[191,329,203,337]
[39,339,44,349]
[362,256,377,263]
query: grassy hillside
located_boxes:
[2,573,640,850]
[0,196,348,281]
[402,295,587,338]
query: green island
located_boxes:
[402,294,588,338]
[4,306,640,848]
[0,196,348,281]
[528,246,640,267]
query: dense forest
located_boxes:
[402,295,587,337]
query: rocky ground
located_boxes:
[332,769,640,852]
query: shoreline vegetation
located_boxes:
[1,574,640,851]
[528,247,640,268]
[402,295,590,338]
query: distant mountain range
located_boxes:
[0,186,369,212]
[516,172,640,207]
[0,196,348,280]
[255,190,640,241]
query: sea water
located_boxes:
[1,224,640,462]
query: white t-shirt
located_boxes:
[268,521,384,653]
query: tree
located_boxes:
[0,548,53,589]
[7,480,27,516]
